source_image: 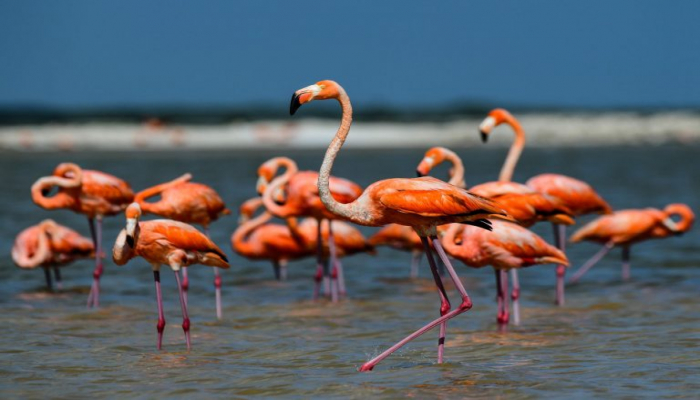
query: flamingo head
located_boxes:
[478,108,514,143]
[416,147,448,177]
[256,159,280,195]
[290,80,342,115]
[124,203,142,247]
[663,203,695,234]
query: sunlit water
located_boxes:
[1,145,698,398]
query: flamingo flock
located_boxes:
[12,80,694,372]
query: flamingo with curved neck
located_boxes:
[31,162,134,307]
[569,203,694,283]
[290,79,507,371]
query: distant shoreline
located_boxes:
[1,112,698,151]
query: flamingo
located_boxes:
[369,224,423,278]
[112,203,230,350]
[568,204,694,283]
[257,157,363,300]
[135,173,231,319]
[290,80,507,371]
[31,162,134,307]
[478,108,612,306]
[234,197,374,291]
[416,146,574,324]
[12,219,94,291]
[440,221,569,328]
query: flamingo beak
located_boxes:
[416,157,434,177]
[662,217,680,234]
[126,218,137,247]
[290,85,321,115]
[480,131,489,143]
[479,116,496,143]
[290,92,303,115]
[256,176,267,196]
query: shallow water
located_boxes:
[1,145,699,398]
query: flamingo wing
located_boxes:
[148,221,230,266]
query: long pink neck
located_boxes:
[318,87,368,224]
[12,226,51,268]
[441,224,481,262]
[438,149,466,187]
[273,157,298,182]
[262,173,297,218]
[135,173,192,215]
[499,115,526,182]
[30,176,80,210]
[232,205,273,254]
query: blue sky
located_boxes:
[1,1,699,110]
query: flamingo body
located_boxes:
[13,219,94,270]
[527,173,612,216]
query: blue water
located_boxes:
[1,145,698,398]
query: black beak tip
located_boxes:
[480,131,489,143]
[290,93,301,116]
[126,235,135,248]
[416,169,425,177]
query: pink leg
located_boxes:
[328,221,345,298]
[87,217,104,308]
[553,224,567,306]
[359,235,472,372]
[423,237,450,364]
[204,227,222,319]
[181,267,190,307]
[312,220,325,300]
[621,246,631,282]
[53,266,63,290]
[173,270,192,350]
[510,269,520,325]
[569,242,615,284]
[409,250,422,279]
[153,270,166,350]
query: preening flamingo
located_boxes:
[416,146,573,324]
[135,173,231,319]
[290,80,507,371]
[479,108,612,306]
[569,204,694,283]
[441,221,568,327]
[12,219,94,291]
[31,162,134,307]
[112,203,230,350]
[258,157,363,300]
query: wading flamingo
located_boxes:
[31,162,134,307]
[417,146,574,324]
[234,197,374,293]
[290,80,507,371]
[112,203,229,350]
[568,204,694,283]
[441,221,568,328]
[479,108,612,306]
[258,157,363,300]
[135,173,231,319]
[12,219,94,291]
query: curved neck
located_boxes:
[274,157,298,182]
[443,149,466,187]
[440,224,464,257]
[499,115,526,182]
[31,177,78,210]
[135,173,191,214]
[262,174,296,218]
[12,227,50,268]
[318,89,360,222]
[232,207,273,253]
[668,208,695,232]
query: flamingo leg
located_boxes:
[510,269,520,326]
[86,216,104,308]
[423,237,451,364]
[181,267,190,308]
[313,219,326,300]
[328,221,345,298]
[53,266,63,290]
[553,223,567,306]
[327,221,340,302]
[569,242,615,284]
[409,249,422,279]
[359,235,473,372]
[173,270,192,350]
[204,227,222,320]
[44,266,53,292]
[153,270,166,350]
[621,246,631,282]
[272,261,282,280]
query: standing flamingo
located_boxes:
[568,204,694,283]
[441,221,568,328]
[478,108,612,306]
[12,219,94,290]
[135,173,231,319]
[31,162,134,307]
[112,203,230,350]
[257,157,363,300]
[416,146,574,324]
[290,80,507,371]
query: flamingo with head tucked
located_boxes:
[569,204,694,283]
[290,79,507,371]
[257,157,363,301]
[135,173,231,319]
[441,221,569,328]
[479,108,612,306]
[12,219,94,291]
[112,203,230,350]
[416,146,574,324]
[31,163,134,307]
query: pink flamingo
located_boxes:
[290,80,507,371]
[112,203,230,350]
